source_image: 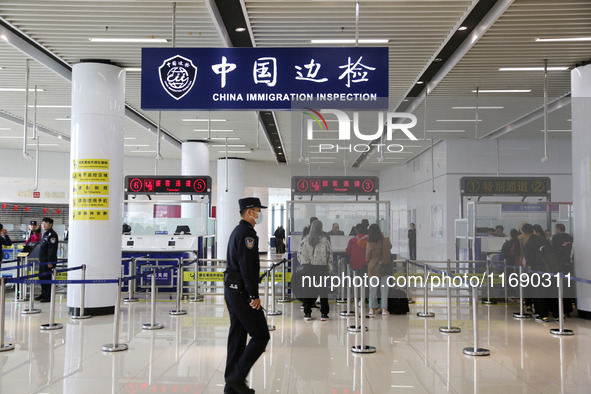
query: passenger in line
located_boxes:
[0,223,13,265]
[273,225,285,254]
[26,221,41,245]
[298,220,332,321]
[365,224,393,317]
[523,223,558,322]
[408,223,416,260]
[544,228,552,243]
[346,225,367,276]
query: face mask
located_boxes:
[251,210,263,225]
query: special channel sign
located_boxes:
[292,176,378,197]
[460,177,550,197]
[141,47,388,110]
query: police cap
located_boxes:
[239,197,267,211]
[30,220,37,225]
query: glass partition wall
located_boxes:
[287,200,391,252]
[461,201,573,260]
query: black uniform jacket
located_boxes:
[227,220,260,299]
[39,228,59,263]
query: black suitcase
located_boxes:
[388,288,410,314]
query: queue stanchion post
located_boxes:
[336,257,346,304]
[265,268,276,331]
[22,262,41,315]
[463,283,490,356]
[40,268,63,331]
[417,265,435,318]
[513,265,532,319]
[170,260,187,316]
[267,264,282,316]
[550,275,574,336]
[351,282,375,354]
[102,278,128,352]
[189,259,203,302]
[72,264,91,319]
[482,259,496,305]
[14,264,22,302]
[406,260,415,304]
[341,264,355,317]
[439,260,461,333]
[277,259,291,303]
[123,257,139,303]
[347,281,366,333]
[142,268,163,330]
[0,277,15,352]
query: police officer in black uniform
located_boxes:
[224,197,270,394]
[36,217,59,303]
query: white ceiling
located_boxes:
[0,0,589,171]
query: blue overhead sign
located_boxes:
[141,47,389,110]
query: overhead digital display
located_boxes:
[460,177,550,197]
[125,176,211,195]
[292,176,378,197]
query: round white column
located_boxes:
[571,64,591,317]
[181,140,210,234]
[182,140,209,175]
[216,158,245,259]
[68,61,125,315]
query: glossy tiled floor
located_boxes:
[1,292,590,393]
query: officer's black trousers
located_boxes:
[224,288,270,383]
[39,264,52,299]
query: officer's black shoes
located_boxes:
[304,313,312,321]
[40,298,51,303]
[321,314,329,321]
[225,378,254,394]
[34,295,44,301]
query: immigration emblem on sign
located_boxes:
[158,55,197,100]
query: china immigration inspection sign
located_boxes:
[141,47,388,110]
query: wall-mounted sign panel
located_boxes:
[460,177,551,197]
[141,47,388,110]
[125,176,211,195]
[292,176,378,197]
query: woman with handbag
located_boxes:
[298,219,333,321]
[365,224,393,316]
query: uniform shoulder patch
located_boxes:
[50,237,57,244]
[245,237,255,249]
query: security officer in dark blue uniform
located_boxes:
[224,197,270,394]
[37,217,59,303]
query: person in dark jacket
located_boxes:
[0,223,13,265]
[408,223,416,260]
[523,223,558,322]
[37,218,59,302]
[273,225,286,254]
[224,197,269,394]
